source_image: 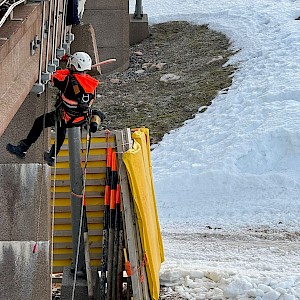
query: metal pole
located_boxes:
[134,0,143,19]
[68,127,86,276]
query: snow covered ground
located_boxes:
[130,0,300,299]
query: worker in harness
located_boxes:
[6,51,104,166]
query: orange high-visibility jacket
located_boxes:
[51,69,99,124]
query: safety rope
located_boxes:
[32,83,48,254]
[30,83,58,298]
[71,125,91,300]
[50,117,59,291]
[126,252,148,282]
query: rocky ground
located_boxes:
[52,21,236,300]
[95,21,236,145]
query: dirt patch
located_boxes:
[95,21,236,145]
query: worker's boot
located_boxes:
[44,148,55,167]
[6,141,29,159]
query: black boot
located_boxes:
[44,150,55,167]
[6,141,29,159]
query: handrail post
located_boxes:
[134,0,143,19]
[68,127,86,277]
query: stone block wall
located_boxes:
[0,3,42,137]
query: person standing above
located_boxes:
[6,51,101,166]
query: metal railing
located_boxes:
[0,0,26,28]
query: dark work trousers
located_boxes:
[22,110,77,157]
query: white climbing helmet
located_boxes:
[68,52,92,71]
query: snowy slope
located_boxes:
[130,1,300,299]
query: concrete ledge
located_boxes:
[0,162,51,298]
[85,0,128,11]
[129,14,150,45]
[0,164,51,241]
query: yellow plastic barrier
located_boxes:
[123,128,164,300]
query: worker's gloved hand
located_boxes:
[89,110,106,133]
[92,110,105,122]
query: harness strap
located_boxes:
[70,74,81,95]
[58,74,94,125]
[61,93,78,107]
[73,116,85,124]
[61,109,85,124]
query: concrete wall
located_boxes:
[0,164,51,300]
[82,0,129,74]
[0,78,52,299]
[71,23,101,75]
